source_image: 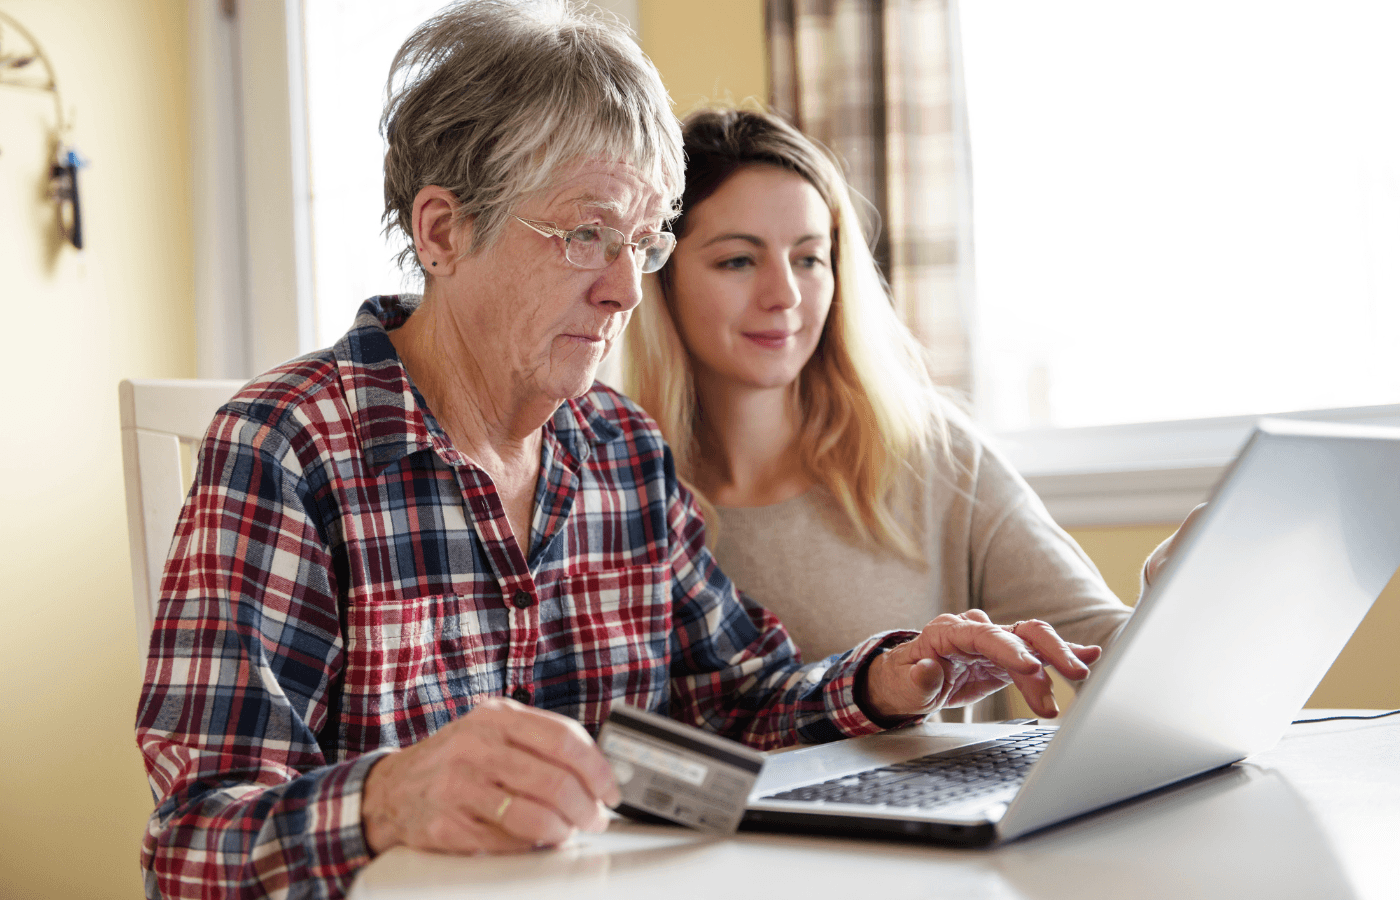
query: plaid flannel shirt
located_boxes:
[136,297,904,900]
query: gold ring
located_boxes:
[493,794,513,823]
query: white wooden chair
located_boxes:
[119,378,245,660]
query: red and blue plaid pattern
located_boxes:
[136,297,903,900]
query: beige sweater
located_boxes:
[710,411,1132,720]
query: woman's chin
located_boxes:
[725,367,806,393]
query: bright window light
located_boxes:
[302,0,448,348]
[958,1,1400,432]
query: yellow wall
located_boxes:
[1070,525,1400,710]
[0,2,194,898]
[637,0,768,115]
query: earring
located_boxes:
[431,261,438,267]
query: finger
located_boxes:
[1071,644,1103,667]
[907,657,944,696]
[486,789,583,846]
[1013,620,1092,680]
[479,699,621,807]
[960,620,1045,675]
[485,743,612,834]
[392,774,549,856]
[1145,533,1177,584]
[948,621,1059,716]
[905,614,1041,675]
[434,804,560,855]
[466,705,613,832]
[1005,664,1059,718]
[1145,543,1172,585]
[1004,645,1103,718]
[1147,502,1208,585]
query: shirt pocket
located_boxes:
[553,563,671,727]
[341,592,494,751]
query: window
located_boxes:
[958,1,1400,434]
[954,0,1400,524]
[302,0,445,347]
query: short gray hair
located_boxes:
[381,0,684,271]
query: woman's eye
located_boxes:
[797,254,828,269]
[570,224,605,245]
[716,256,754,270]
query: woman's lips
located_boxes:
[743,330,792,349]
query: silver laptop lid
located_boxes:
[999,418,1400,840]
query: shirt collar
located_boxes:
[549,390,623,469]
[329,296,435,472]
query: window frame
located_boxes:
[190,0,315,380]
[1000,404,1400,527]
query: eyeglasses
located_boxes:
[514,216,676,274]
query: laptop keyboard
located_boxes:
[761,727,1056,811]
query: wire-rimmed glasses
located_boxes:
[514,216,676,274]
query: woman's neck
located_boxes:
[389,293,544,472]
[692,376,812,508]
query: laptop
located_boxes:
[742,418,1400,846]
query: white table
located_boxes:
[349,713,1398,900]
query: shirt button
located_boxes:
[511,590,534,609]
[511,687,532,705]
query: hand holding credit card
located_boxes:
[598,704,766,834]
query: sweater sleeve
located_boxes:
[660,462,922,748]
[957,426,1133,651]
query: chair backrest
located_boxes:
[119,378,245,661]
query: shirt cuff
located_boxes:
[305,749,395,890]
[822,630,923,737]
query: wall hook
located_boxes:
[1,10,86,250]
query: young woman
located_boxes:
[624,108,1136,719]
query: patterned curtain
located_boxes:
[767,0,973,395]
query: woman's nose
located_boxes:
[589,251,644,312]
[760,261,802,310]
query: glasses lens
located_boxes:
[603,230,626,265]
[562,224,674,272]
[564,224,609,269]
[636,233,676,274]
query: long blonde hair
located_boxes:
[623,108,950,561]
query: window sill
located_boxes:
[991,404,1400,528]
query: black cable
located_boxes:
[1291,708,1400,725]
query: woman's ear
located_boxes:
[411,186,468,275]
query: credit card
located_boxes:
[598,704,766,834]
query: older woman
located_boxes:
[624,108,1148,720]
[136,6,1099,899]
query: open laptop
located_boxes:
[742,418,1400,846]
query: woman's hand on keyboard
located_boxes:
[860,610,1101,720]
